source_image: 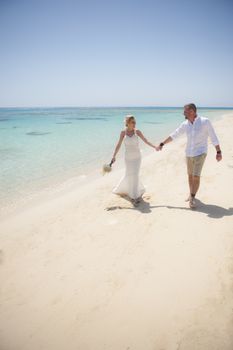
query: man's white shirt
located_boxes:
[170,115,219,157]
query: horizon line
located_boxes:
[0,105,233,109]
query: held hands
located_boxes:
[111,157,116,163]
[156,142,164,151]
[155,144,163,151]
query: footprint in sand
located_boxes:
[105,206,122,211]
[143,194,151,200]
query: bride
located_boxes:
[111,115,158,204]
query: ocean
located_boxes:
[0,107,231,214]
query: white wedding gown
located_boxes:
[112,131,145,199]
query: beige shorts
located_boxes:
[186,153,207,177]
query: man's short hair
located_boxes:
[184,103,197,112]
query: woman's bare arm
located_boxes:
[136,130,158,150]
[112,131,125,162]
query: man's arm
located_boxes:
[158,136,172,150]
[159,122,186,150]
[206,119,222,161]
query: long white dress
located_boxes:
[112,131,145,199]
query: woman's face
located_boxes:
[128,120,136,129]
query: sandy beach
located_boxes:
[0,113,233,350]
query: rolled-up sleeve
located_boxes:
[206,119,219,146]
[170,122,186,140]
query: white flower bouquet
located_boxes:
[102,159,114,175]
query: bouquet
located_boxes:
[102,159,114,175]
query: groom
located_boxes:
[158,104,222,208]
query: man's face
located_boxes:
[184,106,196,120]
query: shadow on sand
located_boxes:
[106,196,154,213]
[106,197,233,219]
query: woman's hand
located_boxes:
[111,157,116,163]
[153,145,160,151]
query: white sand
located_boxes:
[0,113,233,350]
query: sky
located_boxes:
[0,0,232,107]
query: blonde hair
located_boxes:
[125,115,136,127]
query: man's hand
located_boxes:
[154,145,160,151]
[216,153,222,162]
[215,146,222,162]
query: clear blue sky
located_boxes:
[0,0,232,107]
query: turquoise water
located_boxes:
[0,107,231,211]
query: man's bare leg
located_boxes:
[189,175,200,208]
[192,175,200,195]
[186,175,193,201]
